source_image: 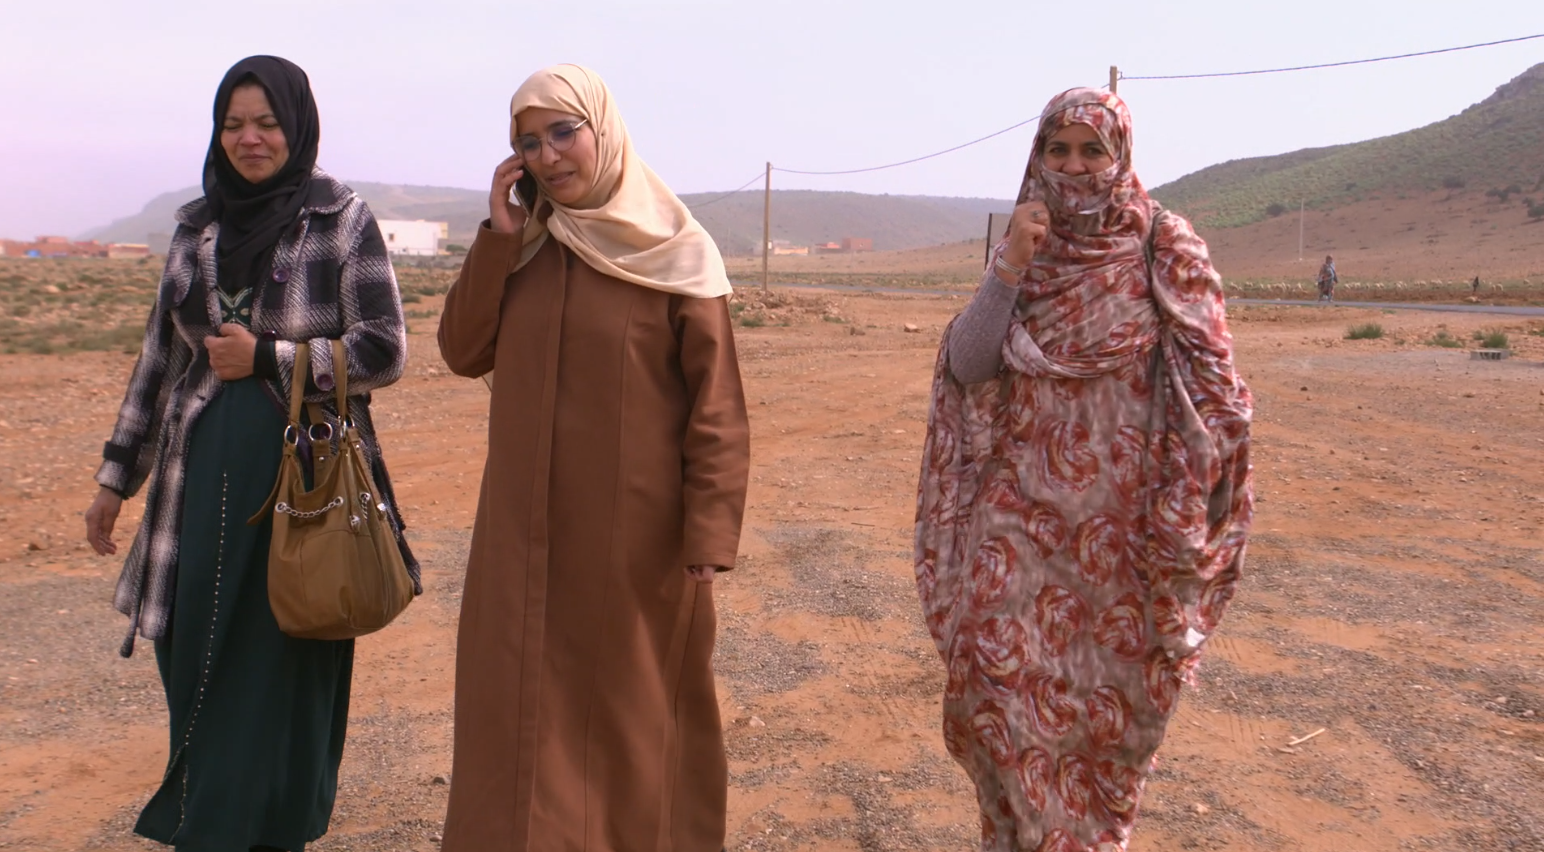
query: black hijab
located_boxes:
[204,56,320,291]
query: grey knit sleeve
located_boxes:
[946,267,1019,384]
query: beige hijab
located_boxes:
[508,64,732,299]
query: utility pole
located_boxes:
[1298,199,1305,261]
[984,214,993,269]
[762,162,771,293]
[1110,66,1119,94]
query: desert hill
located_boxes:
[1152,62,1544,229]
[1149,62,1544,282]
[82,184,1010,256]
[81,182,489,250]
[683,191,1006,255]
[730,185,1544,288]
[76,62,1544,283]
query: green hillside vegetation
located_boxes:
[1153,62,1544,228]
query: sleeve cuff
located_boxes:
[473,220,525,266]
[684,549,740,572]
[985,266,1019,291]
[272,339,320,398]
[95,448,134,498]
[253,339,278,380]
[308,338,337,393]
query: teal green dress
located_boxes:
[135,285,353,852]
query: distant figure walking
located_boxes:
[1316,255,1338,303]
[1472,275,1482,296]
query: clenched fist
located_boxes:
[204,323,257,381]
[1001,201,1051,272]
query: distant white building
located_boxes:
[378,220,448,256]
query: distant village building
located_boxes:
[769,239,809,256]
[812,237,872,255]
[37,237,105,258]
[377,220,448,256]
[1,237,157,259]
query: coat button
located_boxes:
[316,373,335,392]
[272,268,290,283]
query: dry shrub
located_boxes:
[1427,330,1463,349]
[1345,323,1385,340]
[1480,330,1510,349]
[729,290,846,328]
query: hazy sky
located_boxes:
[3,0,1542,238]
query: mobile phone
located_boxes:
[513,171,539,212]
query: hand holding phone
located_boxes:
[489,153,529,235]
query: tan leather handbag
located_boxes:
[249,339,413,640]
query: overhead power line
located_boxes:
[1122,32,1544,81]
[759,31,1542,181]
[684,172,767,209]
[718,31,1543,189]
[737,29,1544,291]
[772,113,1045,176]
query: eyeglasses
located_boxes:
[513,119,589,158]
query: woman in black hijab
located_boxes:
[83,56,415,852]
[205,55,320,297]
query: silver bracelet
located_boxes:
[994,255,1026,281]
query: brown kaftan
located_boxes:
[437,226,750,852]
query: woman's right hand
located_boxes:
[1001,201,1051,270]
[85,487,123,556]
[489,153,530,235]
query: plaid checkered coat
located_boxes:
[96,170,419,656]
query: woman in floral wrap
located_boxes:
[1317,255,1338,302]
[913,87,1254,852]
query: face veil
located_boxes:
[1016,87,1148,237]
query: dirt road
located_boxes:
[1,295,1541,851]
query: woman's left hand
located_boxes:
[204,323,258,380]
[685,565,720,583]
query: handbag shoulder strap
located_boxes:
[290,342,310,427]
[330,338,349,423]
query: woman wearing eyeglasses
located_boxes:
[436,64,749,852]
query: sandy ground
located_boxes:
[1,294,1542,852]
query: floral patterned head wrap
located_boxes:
[1017,88,1148,235]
